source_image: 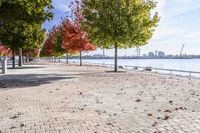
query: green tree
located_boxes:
[0,0,53,68]
[22,24,46,61]
[82,0,159,71]
[0,0,53,23]
[41,26,66,62]
[0,0,5,7]
[0,21,28,67]
[54,33,65,57]
[54,32,66,62]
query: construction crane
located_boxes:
[179,44,185,58]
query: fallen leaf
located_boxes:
[135,98,141,102]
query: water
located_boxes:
[63,58,200,77]
[68,58,200,72]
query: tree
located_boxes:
[0,0,53,68]
[82,0,159,71]
[0,21,46,67]
[41,1,95,65]
[53,27,66,58]
[61,18,95,66]
[0,21,28,67]
[41,26,66,63]
[42,28,56,57]
[0,0,53,24]
[22,27,46,61]
[61,1,95,66]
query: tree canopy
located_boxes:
[61,18,95,54]
[0,0,53,49]
[82,0,159,71]
[0,0,53,68]
[42,26,65,57]
[41,1,95,66]
[0,0,53,24]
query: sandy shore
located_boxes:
[0,60,200,133]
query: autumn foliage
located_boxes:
[42,27,57,56]
[0,45,12,56]
[42,0,95,65]
[60,19,95,53]
[60,0,95,54]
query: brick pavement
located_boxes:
[155,112,200,133]
[0,62,200,133]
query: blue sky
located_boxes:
[43,0,200,56]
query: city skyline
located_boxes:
[43,0,200,56]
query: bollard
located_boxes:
[1,59,7,74]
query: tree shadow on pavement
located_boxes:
[7,64,46,69]
[7,66,45,69]
[105,70,127,73]
[0,74,74,90]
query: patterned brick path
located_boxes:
[155,112,200,133]
[0,62,200,133]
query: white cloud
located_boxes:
[52,0,71,12]
[145,0,200,55]
[165,0,200,19]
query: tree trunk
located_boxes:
[66,52,69,64]
[22,51,25,64]
[80,51,82,66]
[25,55,28,63]
[114,42,118,72]
[18,48,23,66]
[12,50,15,69]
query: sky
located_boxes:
[43,0,200,56]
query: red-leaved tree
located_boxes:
[41,0,95,65]
[42,27,57,56]
[60,1,95,66]
[42,25,66,57]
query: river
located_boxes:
[68,59,200,71]
[66,58,200,77]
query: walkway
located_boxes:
[0,61,200,133]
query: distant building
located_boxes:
[155,50,158,57]
[158,51,165,57]
[148,52,154,57]
[143,54,147,58]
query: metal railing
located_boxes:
[39,57,200,78]
[82,62,200,78]
[124,65,200,77]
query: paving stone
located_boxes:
[1,61,200,133]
